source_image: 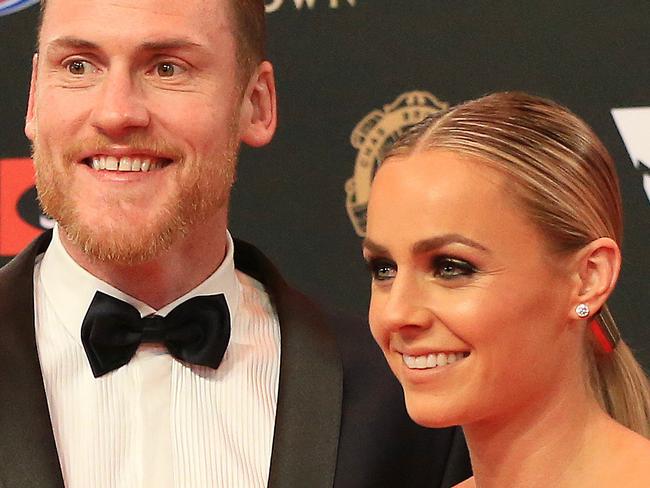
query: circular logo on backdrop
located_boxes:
[0,0,40,17]
[344,91,449,237]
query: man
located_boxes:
[0,0,470,486]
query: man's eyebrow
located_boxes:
[45,36,205,55]
[139,39,205,51]
[412,234,489,254]
[45,36,99,53]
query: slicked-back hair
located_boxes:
[382,91,650,438]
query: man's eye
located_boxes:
[66,60,95,75]
[433,257,477,280]
[156,62,186,78]
[366,259,397,281]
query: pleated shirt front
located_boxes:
[33,227,281,488]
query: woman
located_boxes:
[363,92,650,487]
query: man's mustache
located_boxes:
[59,135,184,163]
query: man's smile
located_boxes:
[84,155,172,172]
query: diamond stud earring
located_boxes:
[575,303,590,318]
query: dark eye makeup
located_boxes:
[364,254,478,282]
[365,257,397,281]
[432,256,478,279]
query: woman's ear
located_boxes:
[569,237,621,320]
[238,61,277,148]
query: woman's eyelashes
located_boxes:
[365,255,478,282]
[366,257,397,281]
[432,256,478,280]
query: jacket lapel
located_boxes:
[0,234,342,487]
[0,231,64,487]
[234,240,343,488]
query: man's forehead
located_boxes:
[42,0,229,13]
[37,0,239,58]
[40,0,233,39]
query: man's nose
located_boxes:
[90,69,150,137]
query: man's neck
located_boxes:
[59,217,229,310]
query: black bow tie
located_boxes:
[81,291,231,378]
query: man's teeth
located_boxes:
[90,156,163,172]
[402,352,469,370]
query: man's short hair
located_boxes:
[232,0,266,76]
[38,0,266,77]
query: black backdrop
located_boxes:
[1,0,648,369]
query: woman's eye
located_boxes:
[156,62,186,77]
[366,259,397,281]
[66,60,95,75]
[433,257,477,279]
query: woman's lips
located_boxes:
[401,351,471,370]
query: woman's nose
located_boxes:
[371,274,435,335]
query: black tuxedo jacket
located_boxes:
[0,232,470,488]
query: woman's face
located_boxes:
[364,150,580,428]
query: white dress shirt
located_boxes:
[33,227,281,488]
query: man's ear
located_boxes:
[25,53,38,142]
[570,237,621,319]
[238,61,277,148]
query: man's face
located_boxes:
[26,0,253,263]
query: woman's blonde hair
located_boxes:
[384,91,650,437]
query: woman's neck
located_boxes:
[462,377,611,488]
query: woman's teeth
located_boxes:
[402,351,469,369]
[90,156,165,172]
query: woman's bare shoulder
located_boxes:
[622,433,650,481]
[602,425,650,486]
[452,477,475,488]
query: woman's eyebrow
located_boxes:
[361,238,388,255]
[412,234,490,254]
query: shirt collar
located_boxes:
[38,225,240,342]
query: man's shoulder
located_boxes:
[0,231,51,301]
[325,307,472,487]
[232,237,327,320]
[230,238,390,376]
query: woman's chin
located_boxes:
[404,396,463,429]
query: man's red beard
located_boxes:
[32,132,238,265]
